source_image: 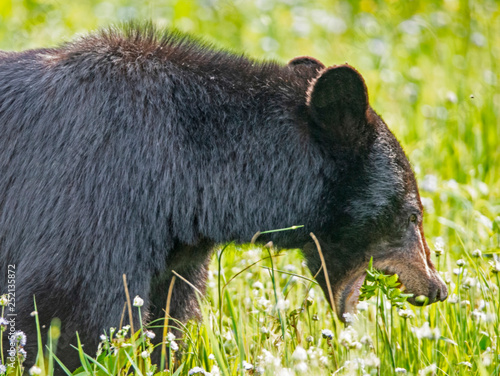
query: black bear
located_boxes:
[0,25,447,371]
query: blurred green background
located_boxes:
[0,0,498,190]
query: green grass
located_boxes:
[1,0,499,375]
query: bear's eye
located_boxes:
[409,213,418,223]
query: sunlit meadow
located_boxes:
[0,0,499,375]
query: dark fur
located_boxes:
[0,24,445,371]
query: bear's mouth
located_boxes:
[337,272,367,321]
[336,270,407,321]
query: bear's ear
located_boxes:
[307,65,371,147]
[288,56,325,72]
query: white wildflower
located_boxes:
[133,295,144,307]
[458,361,472,368]
[295,361,308,372]
[0,364,6,374]
[456,259,465,267]
[0,295,8,306]
[276,298,290,311]
[166,332,176,341]
[242,361,254,371]
[412,322,440,340]
[433,237,445,255]
[342,312,355,323]
[252,281,264,289]
[471,309,486,322]
[145,330,155,339]
[360,335,373,347]
[30,311,38,317]
[321,329,334,340]
[365,353,380,368]
[170,341,179,352]
[100,334,106,341]
[339,326,361,349]
[141,351,149,359]
[29,366,42,375]
[208,353,215,360]
[490,259,500,273]
[188,367,207,375]
[398,309,415,319]
[292,346,307,361]
[277,368,294,376]
[418,363,437,375]
[472,249,482,258]
[12,331,27,347]
[395,367,407,374]
[448,294,458,304]
[261,349,281,368]
[257,296,270,309]
[356,301,369,311]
